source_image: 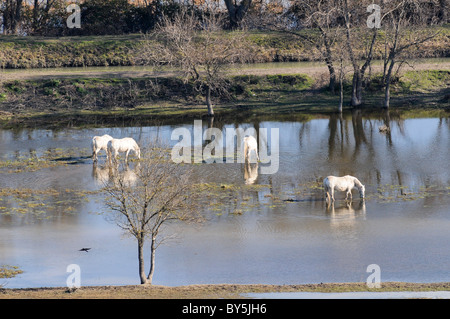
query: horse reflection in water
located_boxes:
[242,135,259,185]
[92,163,113,187]
[92,162,139,188]
[326,200,366,230]
[244,162,258,185]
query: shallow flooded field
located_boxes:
[0,111,449,288]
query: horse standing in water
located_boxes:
[323,175,365,202]
[92,134,113,162]
[107,137,141,164]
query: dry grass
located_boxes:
[1,282,450,299]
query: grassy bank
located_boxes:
[0,69,448,128]
[1,282,450,299]
[0,26,449,69]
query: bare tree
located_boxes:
[381,0,440,108]
[140,8,251,117]
[103,145,201,285]
[289,0,341,93]
[223,0,253,29]
[341,0,379,107]
[29,0,58,34]
[336,34,352,113]
[1,0,23,34]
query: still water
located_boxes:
[0,111,449,288]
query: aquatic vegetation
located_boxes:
[0,187,99,219]
[0,147,92,173]
[367,183,450,203]
[0,265,23,279]
[194,181,287,217]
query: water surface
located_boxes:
[0,112,449,288]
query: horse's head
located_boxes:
[136,146,141,159]
[359,184,365,199]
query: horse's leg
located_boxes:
[113,150,118,164]
[244,143,248,163]
[331,187,335,201]
[348,190,352,200]
[326,191,331,203]
[125,149,131,163]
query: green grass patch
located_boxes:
[1,26,448,69]
[400,70,450,93]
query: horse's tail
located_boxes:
[323,177,329,193]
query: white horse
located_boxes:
[92,134,113,162]
[107,137,141,164]
[323,175,365,202]
[242,135,259,163]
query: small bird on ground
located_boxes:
[79,248,91,252]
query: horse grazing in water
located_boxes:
[242,135,259,163]
[107,137,141,164]
[92,134,113,162]
[323,175,365,202]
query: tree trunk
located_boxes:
[324,55,336,94]
[350,70,363,107]
[223,0,252,29]
[384,81,391,109]
[206,85,214,117]
[3,0,23,35]
[138,237,148,284]
[339,76,344,113]
[343,0,377,108]
[439,0,448,23]
[147,236,156,285]
[33,0,39,33]
[10,0,23,34]
[322,32,336,94]
[383,59,396,109]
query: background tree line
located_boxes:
[0,0,448,36]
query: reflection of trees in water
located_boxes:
[322,110,448,195]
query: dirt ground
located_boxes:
[1,282,450,299]
[2,60,449,82]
